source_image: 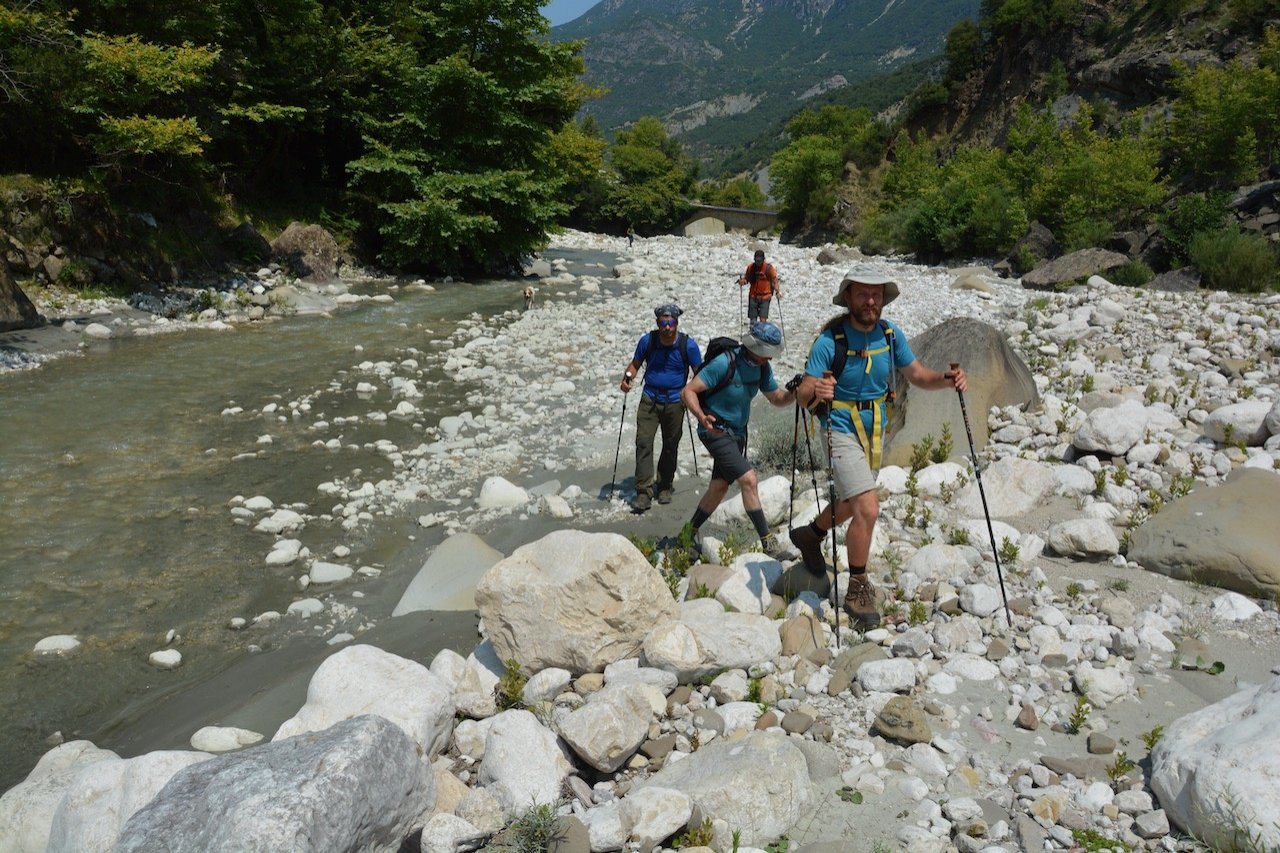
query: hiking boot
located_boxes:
[760,535,790,561]
[788,525,828,576]
[656,487,673,504]
[843,573,880,629]
[630,492,652,513]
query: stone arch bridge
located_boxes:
[678,204,778,237]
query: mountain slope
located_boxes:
[553,0,980,169]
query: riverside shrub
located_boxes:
[1188,228,1280,292]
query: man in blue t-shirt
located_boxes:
[680,322,795,555]
[620,304,703,512]
[790,265,967,629]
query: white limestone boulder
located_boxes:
[273,644,455,759]
[955,456,1055,518]
[1202,401,1272,446]
[1073,399,1149,456]
[476,476,529,510]
[707,474,792,527]
[556,684,653,773]
[46,750,212,852]
[715,553,784,614]
[639,732,813,848]
[475,531,679,673]
[477,710,573,817]
[0,741,119,853]
[620,786,693,851]
[1045,518,1120,558]
[1151,676,1280,850]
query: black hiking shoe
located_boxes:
[843,573,880,630]
[631,492,652,513]
[656,487,673,504]
[789,525,828,576]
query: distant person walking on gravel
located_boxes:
[738,249,780,322]
[680,321,795,556]
[620,304,702,512]
[789,265,966,629]
[627,225,636,249]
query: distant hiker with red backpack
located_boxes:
[680,322,795,557]
[789,265,966,629]
[620,304,703,512]
[738,249,780,323]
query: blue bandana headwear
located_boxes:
[654,303,683,318]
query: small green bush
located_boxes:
[1109,259,1154,286]
[1188,227,1279,292]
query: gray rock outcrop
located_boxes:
[1021,249,1129,290]
[1,264,40,332]
[270,222,341,283]
[884,317,1038,468]
[1128,468,1280,599]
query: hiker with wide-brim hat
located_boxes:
[737,249,780,323]
[789,265,967,629]
[620,303,703,512]
[680,321,795,556]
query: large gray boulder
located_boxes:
[1,264,40,332]
[270,222,341,283]
[1021,248,1129,290]
[1151,676,1280,850]
[116,716,433,853]
[1128,469,1280,599]
[640,731,813,848]
[885,317,1038,469]
[475,531,679,674]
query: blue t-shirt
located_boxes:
[697,348,778,435]
[633,331,703,404]
[804,319,914,435]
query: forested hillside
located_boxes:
[0,0,591,277]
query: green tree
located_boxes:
[1166,32,1280,189]
[697,176,767,209]
[769,134,843,225]
[599,116,695,232]
[944,19,983,83]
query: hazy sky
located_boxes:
[541,0,600,26]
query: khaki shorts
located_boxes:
[824,429,877,501]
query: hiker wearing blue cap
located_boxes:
[790,265,967,629]
[619,304,703,512]
[680,321,795,556]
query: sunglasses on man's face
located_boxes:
[657,319,677,328]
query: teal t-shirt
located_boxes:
[804,319,914,434]
[697,348,778,435]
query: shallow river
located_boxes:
[0,248,618,788]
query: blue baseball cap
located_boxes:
[744,321,783,358]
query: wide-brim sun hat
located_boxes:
[743,321,783,358]
[833,264,900,307]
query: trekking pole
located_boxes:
[737,278,744,327]
[789,400,800,528]
[685,407,699,478]
[610,390,629,500]
[775,293,786,352]
[822,371,841,649]
[951,362,1012,630]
